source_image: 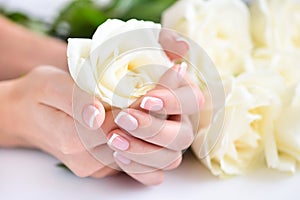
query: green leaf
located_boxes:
[49,0,178,39]
[111,0,177,22]
[49,0,108,39]
[56,163,72,172]
[0,9,49,34]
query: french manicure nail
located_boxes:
[140,96,164,111]
[107,133,129,151]
[113,152,131,165]
[82,105,101,129]
[175,37,187,43]
[175,37,190,48]
[114,111,138,131]
[178,62,187,80]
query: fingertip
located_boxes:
[82,103,105,129]
[175,37,190,57]
[140,96,164,111]
[159,29,189,61]
[94,101,106,126]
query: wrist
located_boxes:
[0,79,33,148]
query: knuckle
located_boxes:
[71,167,92,178]
[91,167,117,178]
[58,160,89,178]
[62,155,101,178]
[35,75,55,99]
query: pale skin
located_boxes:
[0,16,204,185]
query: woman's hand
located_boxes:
[105,31,204,185]
[107,64,204,185]
[0,65,117,178]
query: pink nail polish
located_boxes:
[82,105,101,129]
[107,133,129,151]
[178,62,187,80]
[140,96,164,111]
[113,152,131,165]
[114,111,138,131]
[175,37,190,48]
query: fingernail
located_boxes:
[114,111,138,131]
[113,152,131,165]
[178,62,187,80]
[140,96,164,111]
[175,37,190,49]
[107,133,129,151]
[82,105,101,129]
[175,37,187,43]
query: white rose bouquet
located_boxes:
[163,0,300,177]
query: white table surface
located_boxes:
[1,148,299,200]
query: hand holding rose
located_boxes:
[0,19,204,185]
[66,19,204,184]
[106,63,203,185]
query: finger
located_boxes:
[114,109,194,151]
[130,63,204,115]
[91,167,119,178]
[73,109,120,150]
[159,29,189,61]
[37,66,105,130]
[59,142,115,178]
[140,83,204,115]
[164,156,182,170]
[113,152,181,172]
[157,62,187,89]
[145,63,204,114]
[129,63,185,110]
[113,152,164,185]
[106,129,181,169]
[89,144,117,168]
[130,63,187,110]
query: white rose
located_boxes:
[245,51,300,172]
[162,0,253,77]
[192,71,285,176]
[250,0,300,51]
[271,82,300,173]
[252,49,300,87]
[67,19,172,108]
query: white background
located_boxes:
[0,1,299,199]
[0,0,71,22]
[1,148,299,200]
